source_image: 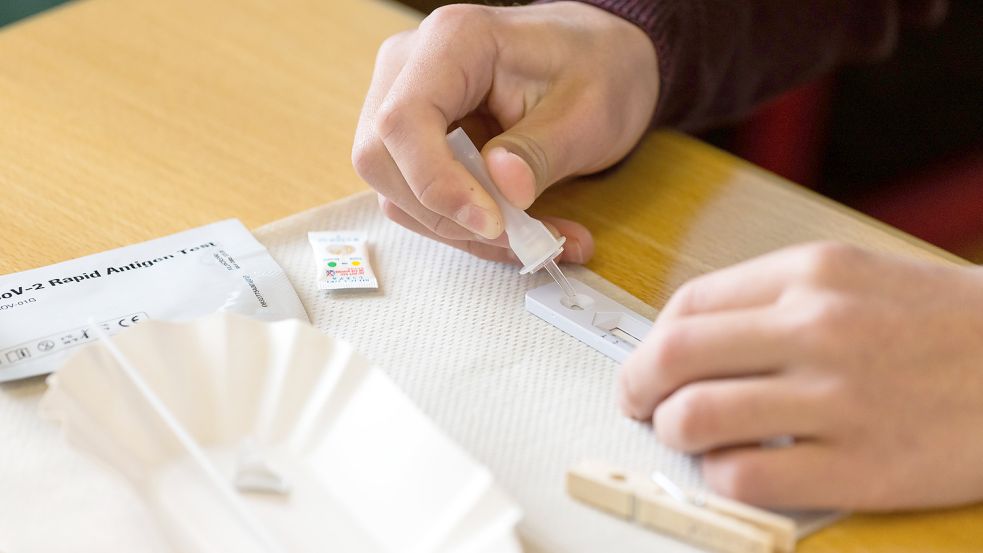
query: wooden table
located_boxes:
[0,0,978,550]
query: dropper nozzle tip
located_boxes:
[544,259,577,301]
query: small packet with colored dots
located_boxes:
[308,231,379,291]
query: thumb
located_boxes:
[481,93,592,210]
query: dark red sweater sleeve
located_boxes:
[539,0,947,131]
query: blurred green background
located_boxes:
[1,0,70,26]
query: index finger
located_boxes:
[619,307,793,420]
[660,242,865,320]
[375,6,504,238]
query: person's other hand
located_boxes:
[352,2,658,264]
[619,242,983,510]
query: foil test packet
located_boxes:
[308,231,379,290]
[0,219,308,382]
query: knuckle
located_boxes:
[377,30,412,59]
[659,387,714,451]
[351,139,387,184]
[374,100,407,145]
[797,241,861,284]
[668,279,706,315]
[431,214,468,239]
[423,4,488,31]
[618,365,656,418]
[784,293,858,355]
[705,456,763,503]
[647,324,690,373]
[796,294,851,333]
[415,172,447,212]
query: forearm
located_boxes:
[542,0,945,130]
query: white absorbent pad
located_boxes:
[0,192,835,553]
[254,192,838,553]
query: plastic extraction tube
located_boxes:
[446,128,577,300]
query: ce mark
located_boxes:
[115,313,148,328]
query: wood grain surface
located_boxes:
[0,0,978,550]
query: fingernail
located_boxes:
[487,146,536,207]
[455,204,499,238]
[472,233,494,246]
[491,147,533,175]
[565,240,584,264]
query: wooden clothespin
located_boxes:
[566,460,796,553]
